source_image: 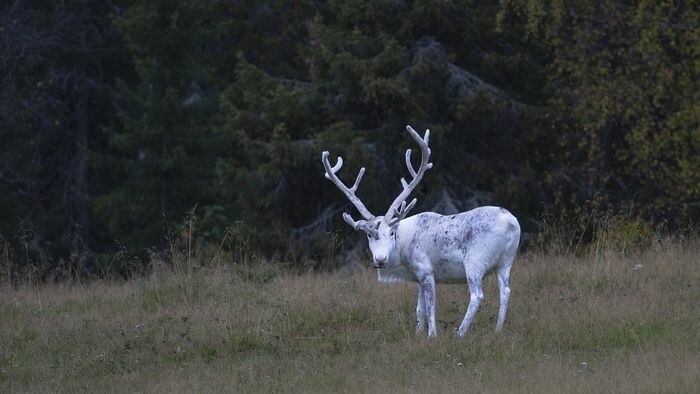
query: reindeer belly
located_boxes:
[433,259,468,284]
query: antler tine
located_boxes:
[386,125,434,221]
[389,198,418,225]
[405,149,417,178]
[398,198,417,217]
[343,212,372,232]
[342,212,363,229]
[324,154,343,177]
[322,151,376,220]
[350,167,365,192]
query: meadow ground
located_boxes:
[1,237,699,393]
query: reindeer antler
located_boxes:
[386,125,433,222]
[321,151,376,225]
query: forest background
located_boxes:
[1,0,698,277]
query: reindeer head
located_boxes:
[321,125,433,269]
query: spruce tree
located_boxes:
[94,0,218,250]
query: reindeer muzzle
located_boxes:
[373,255,387,269]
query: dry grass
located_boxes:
[1,236,699,393]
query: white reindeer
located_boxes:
[321,125,520,337]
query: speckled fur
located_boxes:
[365,206,520,337]
[323,125,519,337]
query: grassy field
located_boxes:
[1,237,699,393]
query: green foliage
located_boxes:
[0,1,698,274]
[212,0,546,257]
[499,0,700,221]
[534,205,655,258]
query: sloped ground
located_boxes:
[1,238,699,392]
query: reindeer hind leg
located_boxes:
[495,238,518,332]
[457,274,484,337]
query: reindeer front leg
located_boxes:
[418,274,437,338]
[416,284,426,335]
